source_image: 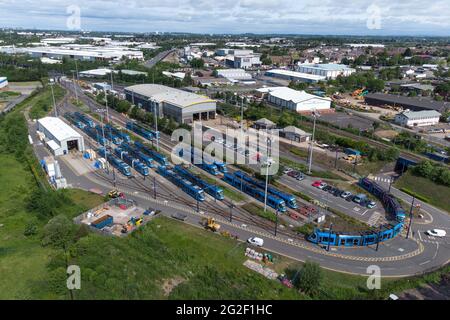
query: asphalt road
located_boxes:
[143,49,176,69]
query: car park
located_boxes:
[247,237,264,246]
[341,191,352,199]
[425,229,446,237]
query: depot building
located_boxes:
[124,84,216,124]
[37,117,85,156]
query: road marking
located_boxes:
[419,260,431,266]
[418,231,423,241]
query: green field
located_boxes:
[28,85,66,119]
[395,172,450,213]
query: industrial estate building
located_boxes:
[265,69,327,83]
[394,110,442,127]
[216,69,252,81]
[257,87,332,113]
[37,117,85,156]
[124,84,217,124]
[25,45,144,62]
[364,93,450,113]
[0,76,8,89]
[297,63,355,79]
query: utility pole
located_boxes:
[334,146,338,169]
[388,177,393,193]
[327,223,333,252]
[153,176,157,199]
[406,196,415,239]
[153,101,159,151]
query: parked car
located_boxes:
[333,189,343,197]
[247,237,264,246]
[346,195,355,202]
[312,180,323,188]
[318,182,328,190]
[367,201,377,209]
[327,186,336,193]
[425,229,447,237]
[296,173,305,181]
[341,191,352,199]
[283,168,293,174]
[287,170,298,177]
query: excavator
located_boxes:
[352,88,369,100]
[202,217,221,232]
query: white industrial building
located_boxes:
[216,69,252,81]
[265,69,326,83]
[124,84,216,124]
[37,117,85,156]
[297,63,355,80]
[258,87,331,113]
[25,45,143,62]
[0,76,8,89]
[394,110,441,128]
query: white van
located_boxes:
[247,237,264,247]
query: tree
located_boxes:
[41,215,76,251]
[189,58,204,69]
[295,261,322,295]
[403,48,413,57]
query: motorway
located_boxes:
[143,49,177,69]
[44,80,450,277]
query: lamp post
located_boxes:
[263,137,272,212]
[49,79,57,117]
[406,196,415,239]
[274,209,279,236]
[327,223,333,252]
[308,110,319,174]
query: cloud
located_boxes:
[0,0,449,35]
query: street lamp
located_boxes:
[327,223,333,252]
[263,136,272,212]
[308,110,320,174]
[406,196,416,239]
[49,78,57,117]
[274,209,279,236]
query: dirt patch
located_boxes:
[161,276,186,296]
[374,130,398,139]
[398,275,450,300]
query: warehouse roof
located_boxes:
[38,117,82,142]
[266,69,326,81]
[282,126,310,136]
[258,87,331,103]
[299,63,355,71]
[125,84,215,108]
[365,93,450,112]
[397,110,442,120]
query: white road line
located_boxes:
[418,231,423,241]
[419,260,431,266]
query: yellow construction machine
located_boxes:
[202,217,221,232]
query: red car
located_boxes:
[312,180,323,187]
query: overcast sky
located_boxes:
[1,0,449,36]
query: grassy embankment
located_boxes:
[395,171,450,213]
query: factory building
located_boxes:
[37,117,85,156]
[394,110,441,128]
[216,69,252,81]
[364,93,450,113]
[25,46,143,62]
[265,69,326,83]
[0,76,8,89]
[124,84,216,124]
[257,87,331,113]
[297,63,355,79]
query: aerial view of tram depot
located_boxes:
[1,0,450,303]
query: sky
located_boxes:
[0,0,450,36]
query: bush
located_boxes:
[399,188,430,203]
[295,261,323,295]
